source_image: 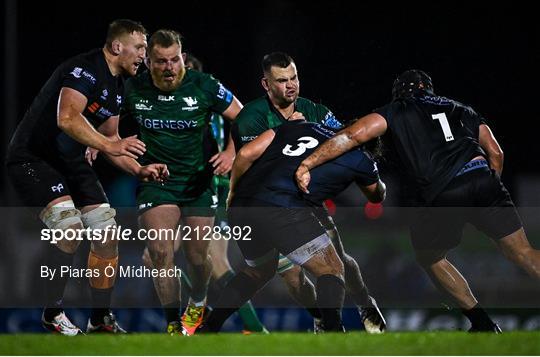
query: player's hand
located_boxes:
[85,147,99,166]
[209,150,235,176]
[105,135,146,159]
[138,164,169,183]
[295,163,311,193]
[288,111,305,121]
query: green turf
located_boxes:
[1,332,539,355]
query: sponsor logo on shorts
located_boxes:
[138,203,153,210]
[51,183,64,193]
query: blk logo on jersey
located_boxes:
[158,95,175,102]
[51,183,64,193]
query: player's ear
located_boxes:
[111,39,122,55]
[182,52,187,62]
[261,77,269,91]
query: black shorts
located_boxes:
[6,153,108,209]
[410,167,523,263]
[228,198,326,265]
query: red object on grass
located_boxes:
[364,202,383,220]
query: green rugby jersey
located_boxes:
[122,69,234,185]
[232,95,343,150]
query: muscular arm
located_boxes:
[57,87,114,152]
[221,96,243,122]
[209,96,243,174]
[58,87,145,158]
[221,96,244,156]
[479,123,504,175]
[296,113,388,192]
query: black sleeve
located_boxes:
[354,154,380,186]
[373,102,394,126]
[231,122,242,152]
[62,61,98,98]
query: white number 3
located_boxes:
[282,136,319,156]
[432,112,454,142]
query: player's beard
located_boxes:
[152,67,185,92]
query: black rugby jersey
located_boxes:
[7,48,123,162]
[375,94,486,203]
[233,121,379,207]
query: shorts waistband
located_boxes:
[456,159,489,177]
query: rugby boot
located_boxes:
[359,296,386,334]
[42,311,83,336]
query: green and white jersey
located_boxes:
[122,69,234,185]
[232,95,343,150]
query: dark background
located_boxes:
[2,1,540,203]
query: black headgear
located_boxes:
[392,69,434,100]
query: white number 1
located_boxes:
[432,113,454,142]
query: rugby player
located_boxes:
[231,52,386,333]
[6,19,168,335]
[296,69,540,332]
[120,30,242,336]
[199,120,386,333]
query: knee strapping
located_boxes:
[81,203,116,230]
[88,250,118,289]
[40,200,83,230]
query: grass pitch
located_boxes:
[1,332,540,355]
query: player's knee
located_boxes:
[41,200,83,229]
[141,248,154,269]
[280,265,303,285]
[81,203,116,230]
[184,247,208,266]
[148,245,174,268]
[40,200,84,254]
[82,204,117,253]
[505,245,535,267]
